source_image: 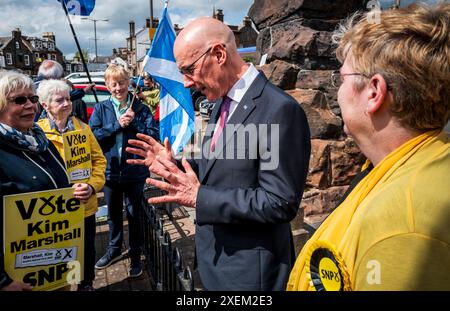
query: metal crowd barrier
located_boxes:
[141,185,194,291]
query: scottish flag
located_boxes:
[143,6,195,155]
[58,0,96,16]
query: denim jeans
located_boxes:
[103,180,144,260]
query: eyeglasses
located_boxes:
[331,71,368,88]
[179,47,213,76]
[8,95,39,105]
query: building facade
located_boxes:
[0,29,64,76]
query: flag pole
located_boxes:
[129,0,168,110]
[129,74,143,112]
[60,0,99,103]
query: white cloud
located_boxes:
[0,0,253,59]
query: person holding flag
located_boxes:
[89,64,159,278]
[127,15,311,290]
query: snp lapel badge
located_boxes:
[306,241,351,291]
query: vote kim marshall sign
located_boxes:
[3,188,84,291]
[63,129,92,183]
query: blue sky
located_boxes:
[0,0,253,59]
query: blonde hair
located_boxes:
[36,79,71,105]
[0,70,34,112]
[334,3,450,131]
[104,63,130,83]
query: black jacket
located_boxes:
[0,136,69,289]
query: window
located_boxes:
[47,54,51,60]
[15,42,19,49]
[24,55,30,66]
[35,52,39,58]
[48,42,54,50]
[36,41,42,49]
[51,54,56,61]
[6,53,12,65]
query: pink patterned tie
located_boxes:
[210,96,231,152]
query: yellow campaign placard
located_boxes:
[3,188,85,291]
[63,129,92,183]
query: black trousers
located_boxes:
[80,214,96,286]
[103,180,144,260]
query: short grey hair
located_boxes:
[37,60,64,80]
[0,70,35,112]
[37,79,71,105]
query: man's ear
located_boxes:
[366,74,388,114]
[40,101,48,110]
[213,44,227,66]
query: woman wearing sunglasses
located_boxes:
[0,71,70,291]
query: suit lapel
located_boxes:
[201,73,268,182]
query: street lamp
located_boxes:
[81,17,108,62]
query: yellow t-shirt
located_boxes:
[141,89,160,116]
[287,131,450,290]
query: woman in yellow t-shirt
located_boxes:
[288,3,450,291]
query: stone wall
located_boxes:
[248,0,368,255]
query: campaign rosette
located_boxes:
[305,240,351,291]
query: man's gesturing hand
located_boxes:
[146,156,200,208]
[126,134,174,167]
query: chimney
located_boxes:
[243,16,251,27]
[215,9,224,22]
[42,32,56,42]
[152,18,159,28]
[12,28,21,39]
[129,20,135,50]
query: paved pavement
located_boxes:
[89,112,207,291]
[90,205,201,291]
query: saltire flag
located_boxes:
[58,0,96,16]
[142,5,195,155]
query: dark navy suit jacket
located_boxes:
[189,73,311,290]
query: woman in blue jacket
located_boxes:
[89,64,158,277]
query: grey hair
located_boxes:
[0,70,35,112]
[332,11,365,62]
[37,60,64,80]
[36,79,71,105]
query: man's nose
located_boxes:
[183,75,194,88]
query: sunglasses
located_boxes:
[8,95,39,105]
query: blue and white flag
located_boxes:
[58,0,96,16]
[143,6,195,155]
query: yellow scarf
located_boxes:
[287,130,441,291]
